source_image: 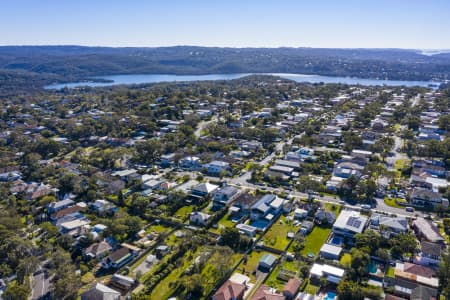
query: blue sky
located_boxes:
[1,0,449,49]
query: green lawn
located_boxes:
[262,215,294,251]
[174,205,194,221]
[265,260,300,291]
[236,250,277,281]
[301,226,332,256]
[303,280,320,295]
[146,223,172,234]
[384,197,407,209]
[395,159,410,171]
[323,203,342,214]
[149,249,197,299]
[386,266,395,278]
[210,212,236,234]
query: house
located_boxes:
[47,199,75,214]
[213,279,246,300]
[203,160,231,175]
[300,221,314,235]
[391,278,438,300]
[283,278,301,300]
[83,240,112,260]
[250,194,285,222]
[250,285,285,300]
[111,169,138,182]
[236,224,257,237]
[269,165,294,176]
[90,199,117,215]
[414,241,442,267]
[155,245,171,258]
[258,254,277,272]
[314,210,336,225]
[180,156,201,170]
[370,214,408,237]
[189,211,211,226]
[410,188,448,209]
[109,274,136,291]
[102,247,135,269]
[50,204,85,222]
[81,283,120,300]
[213,186,239,208]
[60,219,90,234]
[332,210,368,243]
[395,262,437,284]
[160,153,176,167]
[332,163,362,179]
[411,217,445,244]
[231,193,258,213]
[309,263,345,284]
[319,244,343,260]
[142,179,165,190]
[294,208,308,220]
[274,159,301,171]
[191,182,219,198]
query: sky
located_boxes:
[1,0,450,49]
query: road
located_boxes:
[31,267,52,300]
[194,116,217,138]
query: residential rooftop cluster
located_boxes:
[0,76,449,300]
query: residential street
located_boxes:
[31,267,52,300]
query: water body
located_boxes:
[45,73,441,89]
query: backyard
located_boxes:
[301,226,332,257]
[236,250,277,282]
[261,215,295,251]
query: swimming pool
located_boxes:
[250,219,270,230]
[367,261,378,274]
[329,236,343,246]
[326,292,336,300]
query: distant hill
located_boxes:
[0,45,449,94]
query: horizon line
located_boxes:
[1,44,450,51]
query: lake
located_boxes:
[45,73,441,89]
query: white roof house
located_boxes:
[319,244,343,259]
[81,282,120,300]
[333,210,368,239]
[310,263,345,283]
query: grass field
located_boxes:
[301,226,332,256]
[174,205,194,221]
[236,250,277,281]
[384,197,407,209]
[394,159,410,171]
[265,260,300,291]
[323,202,342,214]
[149,249,197,299]
[303,279,320,295]
[262,215,294,251]
[210,212,236,234]
[386,266,395,278]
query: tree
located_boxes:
[349,248,370,281]
[337,280,364,300]
[354,230,381,255]
[135,139,162,165]
[220,227,240,250]
[389,233,417,257]
[3,282,30,300]
[438,251,450,298]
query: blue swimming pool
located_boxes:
[329,236,343,246]
[367,261,378,274]
[326,292,336,300]
[251,219,270,230]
